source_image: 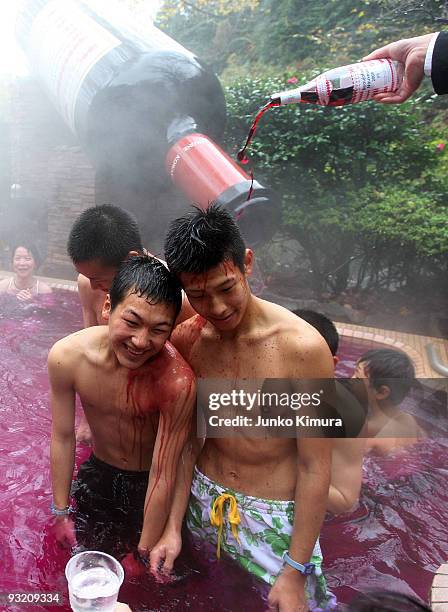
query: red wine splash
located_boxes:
[237,101,280,164]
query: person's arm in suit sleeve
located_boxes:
[429,31,448,94]
[363,32,445,102]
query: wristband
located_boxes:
[282,551,315,575]
[50,501,74,516]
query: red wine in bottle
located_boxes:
[237,59,403,161]
[270,59,404,106]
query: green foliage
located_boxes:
[223,73,448,290]
[358,185,448,257]
[156,0,442,75]
[252,0,384,68]
[156,0,260,71]
[151,1,448,294]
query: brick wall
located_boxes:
[46,146,96,278]
[10,78,95,279]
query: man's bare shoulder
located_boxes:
[155,341,195,385]
[0,277,10,292]
[77,274,106,303]
[147,342,196,412]
[256,298,316,335]
[49,326,107,366]
[172,313,204,334]
[380,411,424,438]
[258,298,333,362]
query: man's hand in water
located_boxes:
[267,569,308,612]
[52,515,77,549]
[148,529,182,577]
[363,33,434,103]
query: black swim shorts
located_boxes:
[71,454,149,556]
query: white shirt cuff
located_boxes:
[424,32,440,77]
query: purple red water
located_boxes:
[329,336,448,606]
[0,293,446,610]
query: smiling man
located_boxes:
[150,205,336,611]
[48,255,195,559]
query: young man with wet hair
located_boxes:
[151,205,336,610]
[68,204,145,326]
[67,204,194,442]
[48,255,195,559]
[354,348,424,454]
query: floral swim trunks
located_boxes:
[186,467,337,611]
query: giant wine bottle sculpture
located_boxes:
[16,0,278,246]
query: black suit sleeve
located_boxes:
[431,31,448,95]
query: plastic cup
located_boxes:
[65,551,124,612]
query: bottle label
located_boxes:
[324,59,398,104]
[28,0,121,132]
[315,75,332,106]
[273,59,400,107]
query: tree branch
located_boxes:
[181,0,225,20]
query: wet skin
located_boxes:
[161,255,334,610]
[49,291,196,552]
[173,255,334,500]
[353,361,425,453]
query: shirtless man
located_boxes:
[150,205,336,611]
[48,255,195,558]
[294,310,368,515]
[354,349,424,455]
[67,204,194,442]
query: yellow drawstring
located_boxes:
[210,493,241,559]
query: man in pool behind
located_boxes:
[151,205,336,611]
[48,255,195,558]
[294,309,368,515]
[354,348,424,454]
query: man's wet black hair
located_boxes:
[358,348,415,404]
[164,204,246,276]
[294,309,339,356]
[347,589,431,611]
[109,255,182,320]
[67,204,143,266]
[11,242,42,268]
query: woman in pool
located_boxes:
[0,243,52,301]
